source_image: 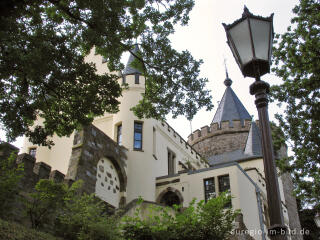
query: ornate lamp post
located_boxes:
[223,6,287,239]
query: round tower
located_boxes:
[110,45,158,202]
[187,75,252,162]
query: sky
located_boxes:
[1,0,299,150]
[167,0,299,140]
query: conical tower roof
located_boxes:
[212,76,251,126]
[244,121,262,156]
[123,44,142,75]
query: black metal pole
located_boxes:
[250,78,287,240]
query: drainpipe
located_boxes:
[236,163,266,240]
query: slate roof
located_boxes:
[123,44,142,75]
[212,77,251,126]
[244,121,262,157]
[208,121,263,166]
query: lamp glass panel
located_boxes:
[229,19,253,66]
[250,18,271,61]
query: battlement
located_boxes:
[158,121,207,168]
[15,153,66,190]
[187,120,252,146]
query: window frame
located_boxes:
[133,121,143,151]
[117,124,122,146]
[218,174,231,207]
[135,74,139,84]
[29,147,37,158]
[203,177,216,202]
[167,148,176,175]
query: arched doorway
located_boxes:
[157,187,184,207]
[160,191,181,206]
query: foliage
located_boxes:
[271,0,320,209]
[0,0,212,146]
[297,206,320,240]
[0,148,23,218]
[26,179,120,239]
[121,193,238,240]
[0,218,61,240]
[55,192,120,240]
[26,179,68,229]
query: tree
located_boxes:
[0,0,212,146]
[271,0,320,209]
[0,144,23,218]
[26,179,68,229]
[121,193,238,240]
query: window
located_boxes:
[153,127,157,158]
[218,175,230,193]
[167,149,176,175]
[29,148,37,158]
[117,124,122,146]
[134,122,143,150]
[135,74,139,84]
[122,76,126,85]
[218,175,231,207]
[204,177,216,202]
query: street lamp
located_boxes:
[223,6,287,240]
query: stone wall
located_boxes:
[277,145,303,240]
[187,120,251,157]
[65,124,128,206]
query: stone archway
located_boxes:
[66,125,128,208]
[157,187,184,207]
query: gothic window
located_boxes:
[204,177,216,202]
[117,124,122,146]
[168,149,176,175]
[29,148,36,158]
[134,122,143,150]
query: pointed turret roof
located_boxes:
[244,121,262,156]
[212,75,251,126]
[123,44,142,75]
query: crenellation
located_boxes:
[201,125,210,136]
[33,161,52,180]
[221,120,230,129]
[233,120,242,129]
[188,120,253,146]
[49,170,65,183]
[211,122,219,131]
[16,153,36,174]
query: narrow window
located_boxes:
[134,122,143,150]
[122,76,126,85]
[135,74,139,84]
[167,149,176,175]
[204,178,216,202]
[218,175,230,193]
[153,127,156,158]
[117,124,122,146]
[29,148,37,158]
[218,175,231,207]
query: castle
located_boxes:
[19,46,302,240]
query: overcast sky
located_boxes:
[1,0,299,149]
[167,0,299,140]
